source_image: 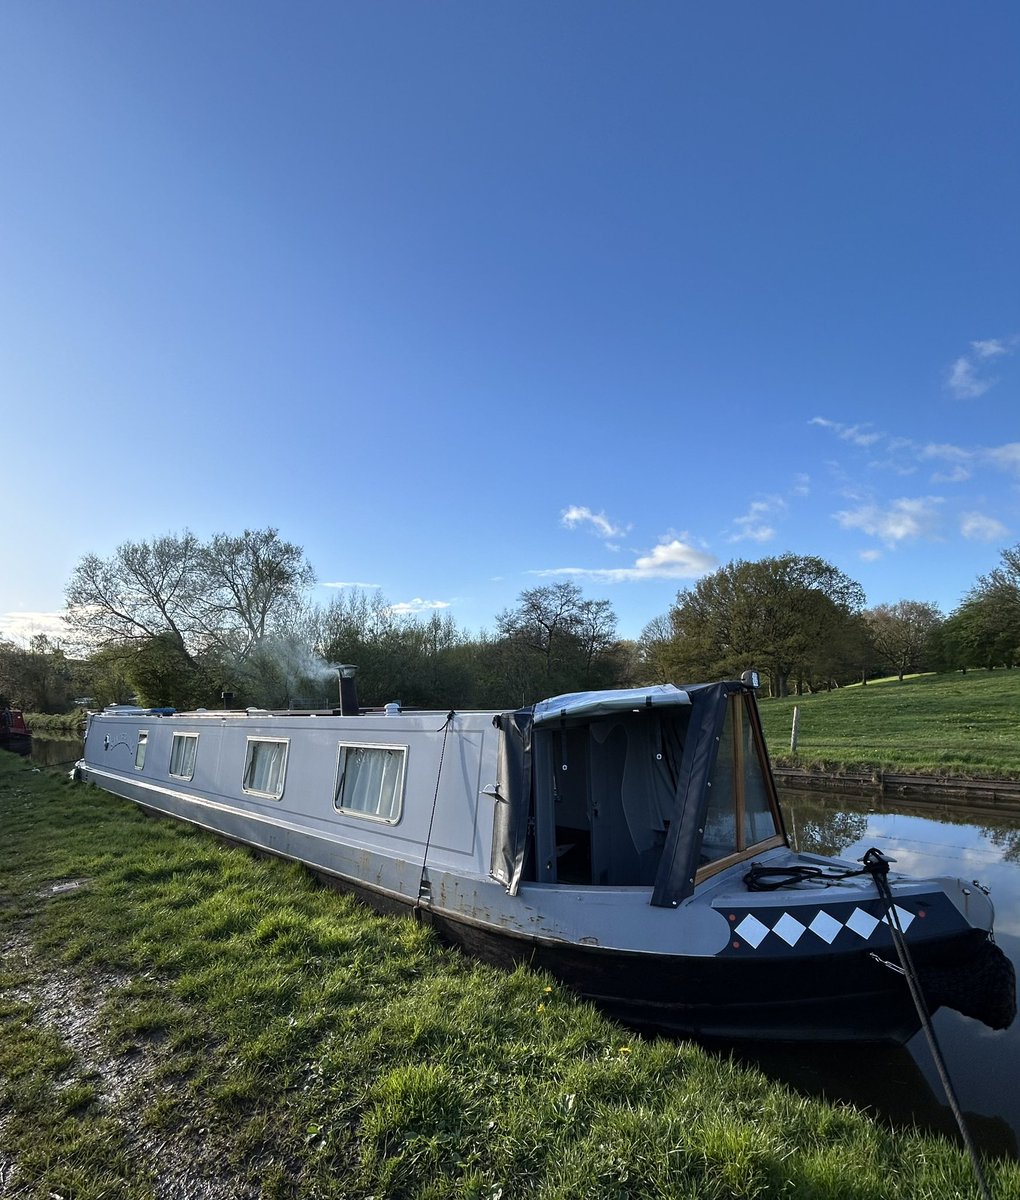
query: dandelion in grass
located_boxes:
[537,1003,546,1013]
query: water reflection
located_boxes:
[717,786,1020,1159]
[28,734,84,769]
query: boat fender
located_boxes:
[920,939,1016,1031]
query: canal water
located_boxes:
[26,736,1020,1157]
[733,787,1020,1159]
[28,734,84,770]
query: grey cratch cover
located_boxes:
[489,709,533,894]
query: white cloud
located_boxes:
[385,598,451,615]
[859,549,883,562]
[728,498,785,544]
[834,497,943,545]
[869,456,917,477]
[946,336,1017,400]
[947,356,993,399]
[321,580,383,589]
[920,442,971,462]
[972,336,1019,359]
[730,523,774,543]
[960,513,1009,542]
[931,464,971,484]
[532,538,717,583]
[809,417,883,447]
[986,443,1020,473]
[0,611,69,645]
[920,445,972,482]
[561,505,629,540]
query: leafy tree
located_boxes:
[864,601,943,680]
[637,613,675,684]
[127,633,216,709]
[655,555,866,696]
[936,544,1020,671]
[0,635,75,713]
[77,644,138,707]
[313,591,483,709]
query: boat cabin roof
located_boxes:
[532,684,691,726]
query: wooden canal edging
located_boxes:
[773,767,1020,819]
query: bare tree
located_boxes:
[196,529,316,659]
[65,532,205,665]
[865,600,943,681]
[65,528,315,670]
[495,582,620,700]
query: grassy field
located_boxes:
[757,670,1020,779]
[3,756,1020,1198]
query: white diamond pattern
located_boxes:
[845,907,880,939]
[882,905,916,932]
[808,910,843,944]
[773,913,807,946]
[734,914,770,948]
[726,901,923,952]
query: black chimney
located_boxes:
[336,664,359,715]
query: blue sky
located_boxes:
[1,3,1018,646]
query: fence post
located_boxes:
[790,705,800,754]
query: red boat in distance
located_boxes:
[0,707,32,756]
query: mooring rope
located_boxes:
[415,710,455,914]
[861,848,993,1200]
[743,862,867,890]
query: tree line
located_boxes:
[2,528,1018,715]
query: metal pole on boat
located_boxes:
[862,848,993,1200]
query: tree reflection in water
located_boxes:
[982,824,1020,864]
[778,789,870,856]
[764,783,1020,1159]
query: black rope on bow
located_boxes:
[415,711,455,916]
[743,862,867,891]
[861,847,993,1200]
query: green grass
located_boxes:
[2,755,1020,1198]
[758,669,1020,778]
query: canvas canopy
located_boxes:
[531,684,690,727]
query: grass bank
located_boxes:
[2,757,1019,1198]
[758,670,1020,780]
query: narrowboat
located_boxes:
[0,707,32,756]
[73,673,1015,1043]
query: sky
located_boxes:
[1,3,1018,647]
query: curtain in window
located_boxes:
[170,735,197,778]
[244,741,286,796]
[337,747,403,819]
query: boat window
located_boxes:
[700,705,738,862]
[134,731,148,771]
[242,738,288,799]
[169,733,198,781]
[742,725,776,846]
[334,744,406,822]
[698,693,782,871]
